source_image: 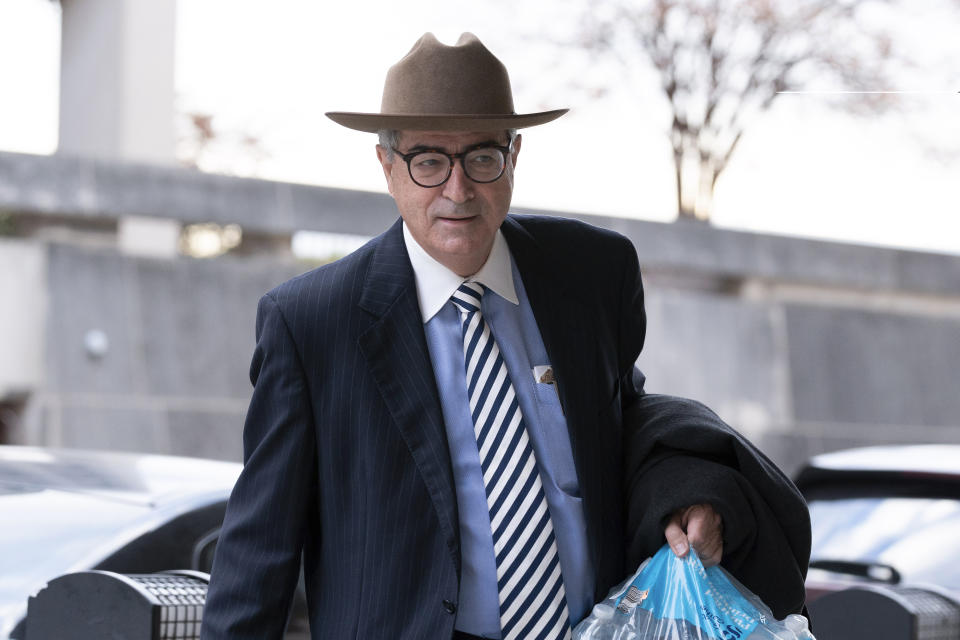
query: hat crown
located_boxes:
[380,32,516,116]
[325,32,566,132]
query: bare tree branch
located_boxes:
[567,0,903,220]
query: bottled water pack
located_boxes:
[573,545,815,640]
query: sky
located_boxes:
[0,0,957,255]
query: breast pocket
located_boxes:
[533,381,582,498]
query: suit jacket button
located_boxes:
[442,599,457,614]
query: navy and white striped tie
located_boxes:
[451,281,572,640]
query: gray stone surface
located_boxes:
[786,304,960,427]
[4,150,960,295]
[640,288,789,438]
[753,433,821,479]
[45,243,303,399]
[45,244,142,395]
[137,260,249,398]
[896,249,960,296]
[0,150,397,236]
[54,400,246,460]
[549,210,960,296]
[166,408,244,462]
[135,257,299,398]
[33,243,303,460]
[57,403,170,453]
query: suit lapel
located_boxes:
[357,220,461,575]
[501,217,606,570]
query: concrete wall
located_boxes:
[18,243,299,461]
[2,150,959,474]
[0,240,46,399]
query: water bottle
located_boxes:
[575,608,814,640]
[573,604,625,639]
[742,613,814,639]
[782,614,815,639]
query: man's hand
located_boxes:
[664,503,724,567]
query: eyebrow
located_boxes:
[404,139,504,154]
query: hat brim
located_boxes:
[324,109,568,133]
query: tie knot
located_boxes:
[451,281,485,315]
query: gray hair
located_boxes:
[377,129,401,161]
[377,128,518,162]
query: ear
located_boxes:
[510,133,522,169]
[376,144,395,195]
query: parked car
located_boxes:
[0,445,308,639]
[794,444,960,601]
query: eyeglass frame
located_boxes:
[390,139,514,188]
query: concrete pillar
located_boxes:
[58,0,176,164]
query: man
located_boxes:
[202,33,809,640]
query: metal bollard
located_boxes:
[809,584,960,640]
[25,570,209,640]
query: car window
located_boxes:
[809,497,960,590]
[93,503,225,574]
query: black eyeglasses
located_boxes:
[392,142,512,188]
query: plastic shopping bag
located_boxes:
[573,544,815,639]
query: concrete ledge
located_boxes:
[546,210,960,298]
[0,150,398,237]
[3,150,959,297]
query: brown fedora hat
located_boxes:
[326,32,567,133]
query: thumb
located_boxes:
[663,511,690,557]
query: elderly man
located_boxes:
[201,33,809,640]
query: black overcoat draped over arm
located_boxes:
[621,393,811,619]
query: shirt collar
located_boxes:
[402,221,519,323]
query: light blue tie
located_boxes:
[451,281,572,640]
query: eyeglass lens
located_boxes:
[408,148,506,186]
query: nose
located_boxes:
[441,159,474,203]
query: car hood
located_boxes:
[0,446,241,638]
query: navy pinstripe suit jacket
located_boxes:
[201,214,810,639]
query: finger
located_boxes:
[663,511,690,557]
[689,531,722,567]
[684,505,724,567]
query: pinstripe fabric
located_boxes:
[451,282,572,640]
[203,220,461,639]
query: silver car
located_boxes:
[0,445,243,639]
[796,444,960,600]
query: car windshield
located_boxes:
[809,496,960,590]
